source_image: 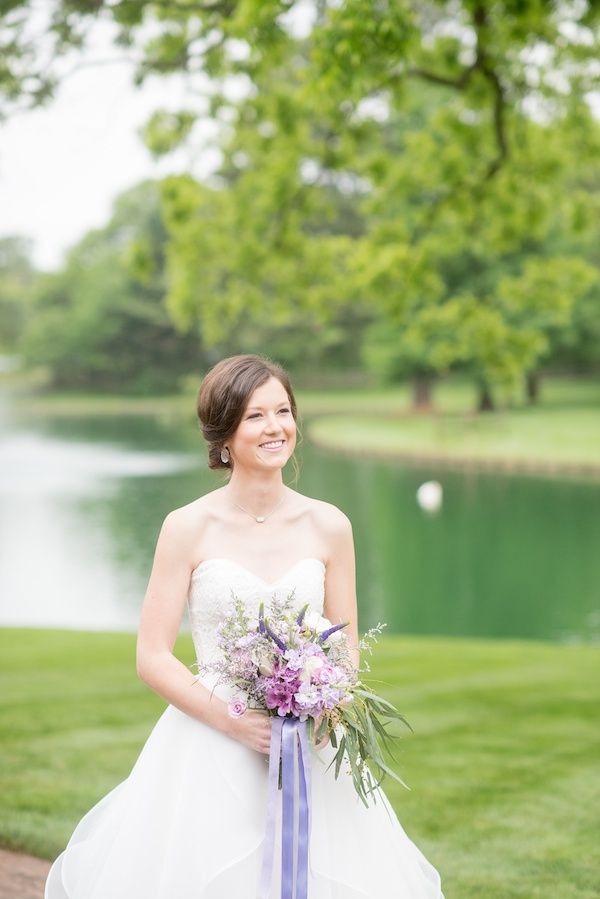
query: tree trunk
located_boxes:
[412,375,433,411]
[526,370,540,405]
[477,383,495,412]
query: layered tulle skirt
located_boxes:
[45,699,444,898]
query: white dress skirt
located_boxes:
[45,557,445,899]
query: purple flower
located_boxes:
[318,621,349,643]
[264,620,287,652]
[296,603,310,626]
[303,642,325,658]
[227,696,248,718]
[293,684,325,719]
[272,658,302,683]
[235,633,258,649]
[313,663,336,685]
[265,682,296,716]
[283,648,305,669]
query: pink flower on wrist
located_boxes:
[227,696,247,718]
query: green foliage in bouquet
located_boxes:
[310,624,413,807]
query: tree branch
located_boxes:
[402,4,510,179]
[481,62,508,178]
[472,2,509,178]
[139,0,235,15]
[405,64,476,91]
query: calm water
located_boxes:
[1,393,598,643]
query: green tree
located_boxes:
[543,158,600,384]
[20,181,205,392]
[0,236,36,352]
[156,1,600,408]
[4,2,600,406]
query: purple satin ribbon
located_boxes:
[259,717,311,899]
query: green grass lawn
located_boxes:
[1,628,598,898]
[307,405,600,467]
[304,377,600,471]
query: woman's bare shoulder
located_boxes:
[159,488,225,536]
[291,492,353,566]
[291,490,352,535]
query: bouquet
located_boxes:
[196,589,412,806]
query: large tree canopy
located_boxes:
[3,2,600,118]
[3,1,599,404]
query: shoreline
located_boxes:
[4,375,600,479]
[307,430,600,480]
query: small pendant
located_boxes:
[256,516,266,523]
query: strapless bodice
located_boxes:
[187,557,326,668]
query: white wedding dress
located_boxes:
[45,557,445,898]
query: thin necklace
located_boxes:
[231,493,287,523]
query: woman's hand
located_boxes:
[227,709,272,755]
[226,708,329,754]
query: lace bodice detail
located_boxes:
[187,557,326,668]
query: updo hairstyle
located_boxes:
[196,354,301,481]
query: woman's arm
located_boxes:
[136,510,271,753]
[321,507,360,670]
[136,510,229,730]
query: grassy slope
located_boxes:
[304,377,600,469]
[1,628,598,898]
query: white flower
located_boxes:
[251,644,275,676]
[303,608,348,646]
[300,655,324,683]
[303,609,324,630]
[304,609,341,639]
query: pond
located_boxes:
[1,391,598,643]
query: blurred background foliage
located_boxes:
[0,0,599,407]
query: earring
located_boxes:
[220,446,230,464]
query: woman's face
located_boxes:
[227,376,296,472]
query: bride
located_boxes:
[45,353,445,898]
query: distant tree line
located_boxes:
[1,169,597,400]
[0,184,203,393]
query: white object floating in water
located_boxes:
[416,480,443,513]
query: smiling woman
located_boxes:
[196,353,302,484]
[228,386,296,467]
[44,352,445,899]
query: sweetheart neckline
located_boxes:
[190,556,326,588]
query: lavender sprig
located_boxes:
[318,621,349,643]
[263,618,287,652]
[258,602,266,634]
[296,603,310,627]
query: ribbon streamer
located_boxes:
[259,717,311,899]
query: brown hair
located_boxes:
[196,354,301,483]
